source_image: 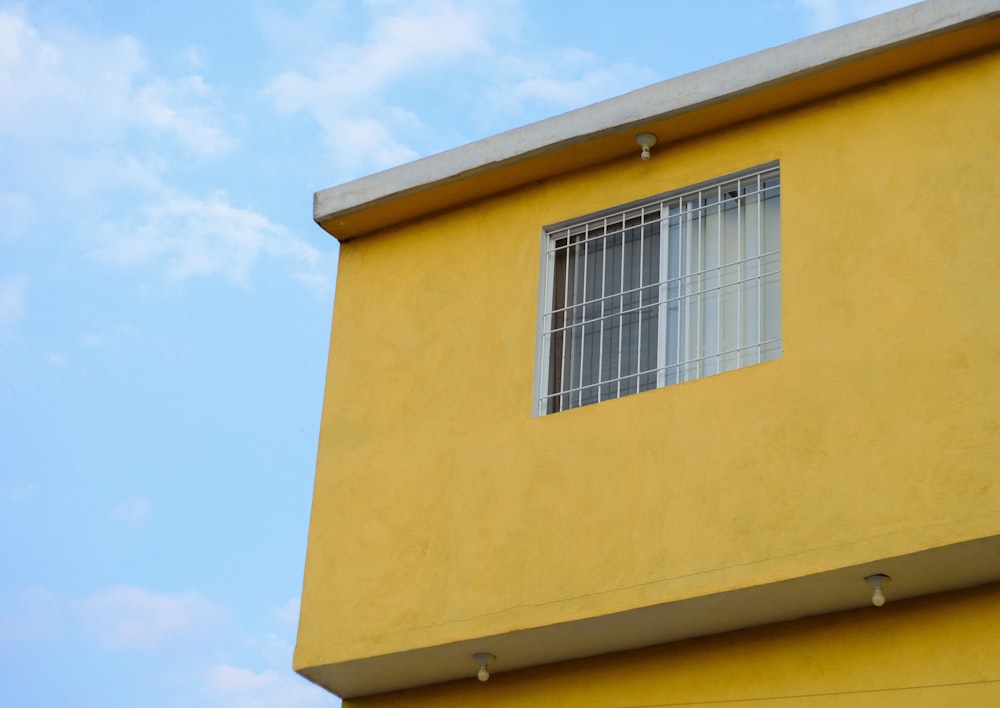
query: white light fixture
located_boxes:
[636,132,658,160]
[473,652,495,682]
[865,574,891,607]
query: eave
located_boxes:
[298,535,1000,698]
[313,0,1000,242]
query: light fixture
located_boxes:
[636,132,658,160]
[473,652,495,682]
[865,574,891,607]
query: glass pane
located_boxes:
[542,165,780,413]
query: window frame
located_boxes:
[533,161,781,416]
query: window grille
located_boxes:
[537,164,781,415]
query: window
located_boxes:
[535,163,781,415]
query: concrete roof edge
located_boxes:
[313,0,1000,226]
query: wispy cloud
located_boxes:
[262,0,657,178]
[480,48,657,124]
[77,585,226,650]
[0,275,28,329]
[0,586,62,644]
[0,7,325,292]
[264,0,504,173]
[44,352,68,366]
[92,189,322,287]
[111,495,153,524]
[200,597,330,707]
[203,663,332,708]
[134,75,236,158]
[0,482,35,502]
[81,322,141,350]
[795,0,919,32]
[273,596,300,627]
[265,1,503,108]
[0,191,34,242]
[0,8,231,158]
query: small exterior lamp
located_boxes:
[865,574,891,607]
[636,132,658,160]
[473,652,496,682]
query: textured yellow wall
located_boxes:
[346,584,1000,707]
[297,45,1000,674]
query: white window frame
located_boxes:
[534,162,781,416]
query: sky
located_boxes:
[0,1,917,706]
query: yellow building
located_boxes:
[296,1,1000,705]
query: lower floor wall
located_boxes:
[345,582,1000,707]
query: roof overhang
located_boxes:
[314,0,1000,242]
[298,535,1000,698]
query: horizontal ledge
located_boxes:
[297,533,1000,698]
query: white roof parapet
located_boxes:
[314,0,1000,238]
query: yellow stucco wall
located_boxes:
[296,44,1000,685]
[346,584,1000,707]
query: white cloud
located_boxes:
[262,0,658,177]
[134,75,236,158]
[264,1,509,172]
[0,586,62,643]
[795,0,919,32]
[0,7,231,158]
[481,48,657,122]
[82,322,140,350]
[293,268,336,300]
[0,10,135,141]
[0,9,325,292]
[0,191,34,242]
[204,664,333,708]
[0,482,35,502]
[44,352,68,366]
[266,1,497,111]
[258,631,295,667]
[0,275,28,328]
[111,495,152,524]
[92,189,321,287]
[210,664,278,693]
[77,585,226,650]
[197,596,334,707]
[273,597,301,628]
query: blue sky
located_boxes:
[0,1,915,706]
